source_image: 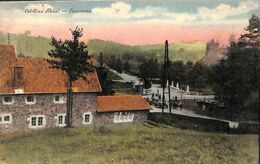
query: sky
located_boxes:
[0,0,259,45]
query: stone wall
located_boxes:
[0,93,97,133]
[0,93,149,133]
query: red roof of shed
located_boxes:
[97,95,151,112]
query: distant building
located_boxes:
[0,45,151,133]
[200,39,227,67]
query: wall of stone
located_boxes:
[0,93,149,133]
[0,93,97,133]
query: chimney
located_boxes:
[13,66,24,90]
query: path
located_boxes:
[149,105,239,128]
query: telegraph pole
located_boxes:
[8,33,10,45]
[99,52,103,69]
[162,40,167,113]
[166,40,171,114]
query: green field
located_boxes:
[0,124,258,164]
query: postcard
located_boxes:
[0,1,259,163]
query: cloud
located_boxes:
[197,1,259,21]
[25,3,54,10]
[0,3,69,37]
[0,0,258,35]
[90,1,259,25]
[92,2,131,18]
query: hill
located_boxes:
[137,41,206,63]
[0,31,51,58]
[0,32,206,63]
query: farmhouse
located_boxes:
[0,45,151,133]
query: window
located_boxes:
[53,95,65,104]
[2,96,14,105]
[0,114,12,124]
[28,115,45,128]
[113,112,134,123]
[55,96,60,102]
[82,112,92,124]
[38,117,43,126]
[55,114,66,127]
[114,112,119,122]
[25,95,36,104]
[4,115,10,122]
[58,116,63,124]
[31,117,37,126]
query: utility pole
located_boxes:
[162,40,167,114]
[99,52,103,69]
[166,40,171,114]
[8,33,10,45]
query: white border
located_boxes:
[2,96,14,105]
[0,113,12,124]
[27,115,46,128]
[25,95,36,105]
[82,112,93,125]
[53,95,66,104]
[55,113,66,127]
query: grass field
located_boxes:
[0,124,258,164]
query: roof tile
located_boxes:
[97,95,151,112]
[0,45,102,94]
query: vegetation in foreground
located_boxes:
[0,124,258,164]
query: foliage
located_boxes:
[239,14,260,47]
[211,44,260,114]
[46,27,93,127]
[46,27,93,82]
[187,63,211,91]
[0,125,258,164]
[211,15,260,120]
[139,58,160,88]
[168,61,186,84]
[96,67,114,95]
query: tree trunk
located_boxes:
[66,79,73,128]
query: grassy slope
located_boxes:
[0,125,258,164]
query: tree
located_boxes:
[187,63,210,90]
[211,15,260,120]
[114,58,123,73]
[46,27,94,127]
[123,61,130,72]
[97,52,113,95]
[239,14,260,47]
[184,61,193,84]
[169,61,185,85]
[139,58,160,89]
[211,44,259,119]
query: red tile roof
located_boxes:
[0,45,102,94]
[97,95,151,112]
